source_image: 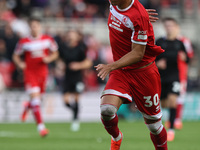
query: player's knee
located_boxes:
[146,120,164,135]
[100,104,117,121]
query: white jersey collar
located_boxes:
[116,0,134,12]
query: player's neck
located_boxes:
[117,0,132,10]
[31,33,41,39]
[68,41,78,47]
[166,34,177,41]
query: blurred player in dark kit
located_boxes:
[13,17,59,137]
[95,0,168,149]
[156,18,189,141]
[59,30,92,131]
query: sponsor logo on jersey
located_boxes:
[122,15,133,29]
[109,23,123,32]
[31,50,45,58]
[138,30,147,35]
[110,14,123,32]
[111,15,121,25]
[138,30,148,40]
[138,35,148,40]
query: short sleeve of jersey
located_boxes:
[14,39,24,55]
[131,16,149,45]
[49,37,58,52]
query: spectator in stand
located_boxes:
[0,39,15,87]
[0,39,7,61]
[2,23,19,61]
[13,0,32,17]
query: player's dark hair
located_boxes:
[162,17,179,25]
[28,17,42,24]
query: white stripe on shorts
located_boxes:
[27,86,40,94]
[101,89,132,101]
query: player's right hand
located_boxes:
[18,62,26,70]
[95,64,112,81]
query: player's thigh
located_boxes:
[30,92,41,99]
[131,66,162,120]
[63,92,70,102]
[101,95,124,110]
[102,69,133,105]
[167,81,180,108]
[161,98,168,108]
[25,80,41,98]
[167,93,178,108]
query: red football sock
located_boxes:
[30,97,43,125]
[150,127,168,150]
[176,104,183,120]
[31,103,43,124]
[101,115,119,138]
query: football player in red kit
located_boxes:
[95,0,168,149]
[13,18,58,137]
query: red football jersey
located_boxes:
[108,0,164,69]
[14,35,58,76]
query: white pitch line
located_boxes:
[0,131,32,138]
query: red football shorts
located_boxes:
[24,72,47,94]
[102,62,162,120]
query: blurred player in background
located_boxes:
[156,18,189,141]
[95,0,168,149]
[59,30,92,132]
[13,17,58,137]
[175,26,194,130]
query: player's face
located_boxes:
[66,31,80,45]
[164,21,178,36]
[30,21,41,37]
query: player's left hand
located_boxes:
[95,64,112,81]
[146,9,159,22]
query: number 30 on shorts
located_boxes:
[143,94,159,107]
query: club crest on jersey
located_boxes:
[122,16,133,29]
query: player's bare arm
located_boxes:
[13,53,26,70]
[69,59,93,71]
[95,43,146,80]
[43,50,59,64]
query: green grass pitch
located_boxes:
[0,121,200,150]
